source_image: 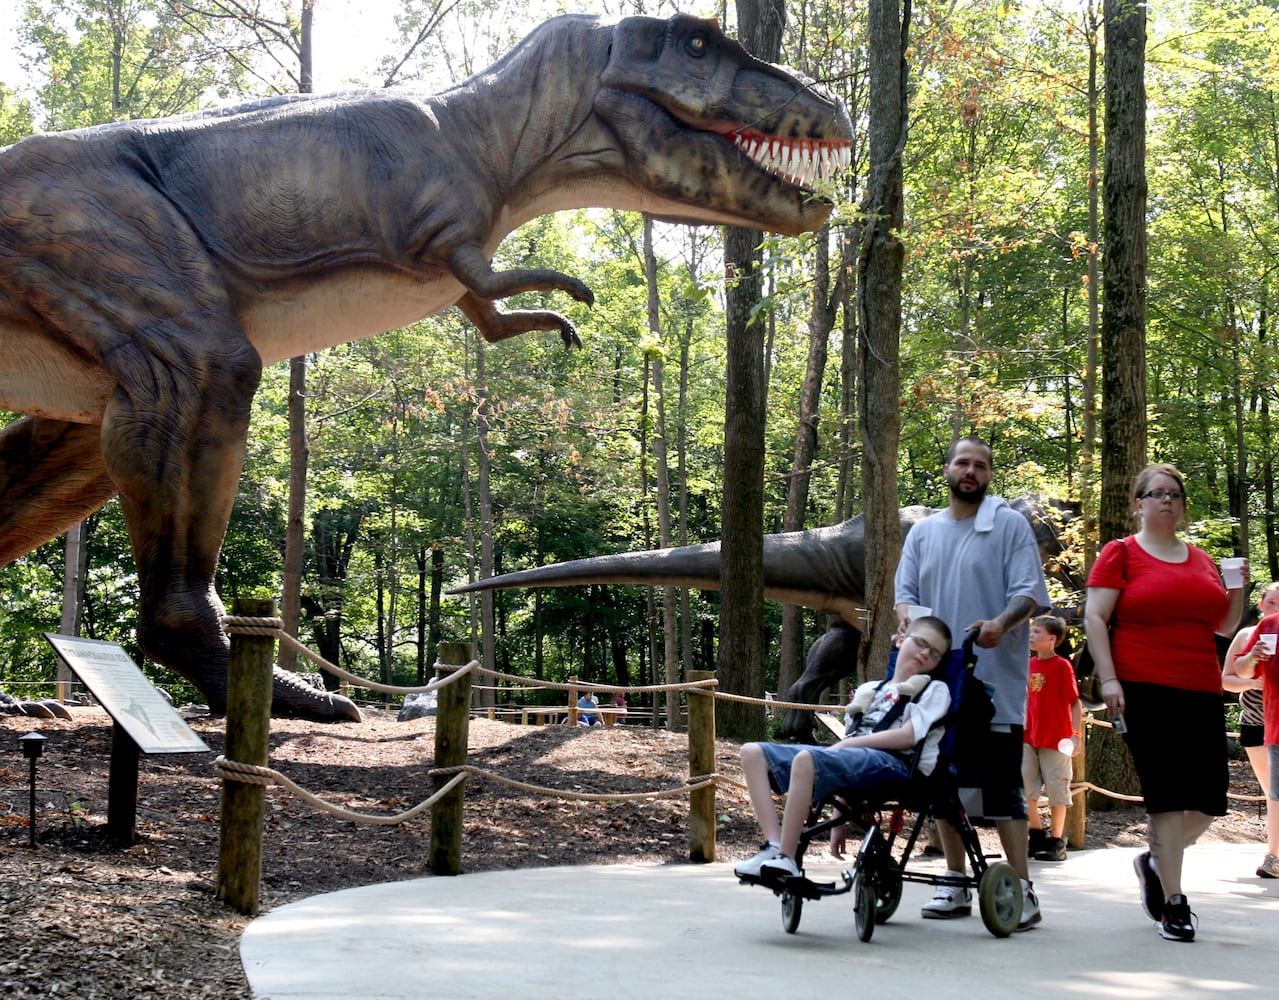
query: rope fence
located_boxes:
[210,613,1270,913]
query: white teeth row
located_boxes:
[733,132,851,187]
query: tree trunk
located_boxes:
[278,4,313,673]
[645,217,681,730]
[856,0,909,683]
[475,338,496,710]
[1083,4,1101,570]
[1092,0,1150,805]
[1098,0,1148,544]
[715,0,786,742]
[779,223,837,697]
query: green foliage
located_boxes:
[19,0,252,129]
[12,0,1279,703]
[0,83,35,143]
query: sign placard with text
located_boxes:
[44,634,210,754]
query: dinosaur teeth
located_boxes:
[731,130,850,186]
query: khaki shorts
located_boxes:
[1022,744,1073,807]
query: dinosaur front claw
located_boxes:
[559,317,583,349]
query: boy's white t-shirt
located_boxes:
[848,678,951,776]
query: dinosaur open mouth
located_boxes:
[727,129,851,188]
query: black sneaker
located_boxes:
[1028,827,1048,854]
[1159,894,1196,942]
[1033,836,1067,862]
[1134,850,1165,922]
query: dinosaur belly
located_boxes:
[0,319,113,423]
[236,268,464,366]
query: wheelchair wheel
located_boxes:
[853,871,876,942]
[977,862,1022,938]
[781,890,803,934]
[874,868,902,924]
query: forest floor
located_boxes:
[0,706,1269,999]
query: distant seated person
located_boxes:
[734,616,953,883]
[576,691,600,726]
[611,691,628,725]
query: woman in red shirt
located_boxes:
[1085,463,1246,943]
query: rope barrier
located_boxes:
[213,753,721,824]
[213,755,467,824]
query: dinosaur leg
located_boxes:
[98,346,359,721]
[0,417,117,563]
[781,622,863,742]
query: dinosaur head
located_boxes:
[593,14,852,236]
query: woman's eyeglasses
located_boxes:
[906,634,945,661]
[1139,489,1184,502]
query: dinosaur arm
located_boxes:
[455,291,583,349]
[447,244,595,306]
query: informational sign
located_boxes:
[44,634,210,754]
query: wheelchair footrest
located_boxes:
[778,871,854,901]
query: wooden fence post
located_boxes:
[567,676,579,726]
[1065,716,1088,849]
[430,641,473,876]
[687,670,716,862]
[217,597,276,916]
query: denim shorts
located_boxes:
[759,743,911,804]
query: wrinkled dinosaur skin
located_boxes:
[0,15,851,720]
[449,496,1080,741]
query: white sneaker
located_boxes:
[1017,879,1041,931]
[921,872,972,918]
[734,845,780,879]
[759,853,801,881]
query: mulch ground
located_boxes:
[0,707,1267,999]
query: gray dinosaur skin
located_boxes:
[449,496,1079,740]
[0,14,850,720]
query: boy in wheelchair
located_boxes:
[735,616,953,884]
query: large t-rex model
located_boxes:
[449,496,1080,741]
[0,14,851,720]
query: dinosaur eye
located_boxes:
[686,32,708,57]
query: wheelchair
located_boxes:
[738,631,1023,941]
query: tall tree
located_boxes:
[644,217,680,730]
[281,1,313,672]
[718,0,787,740]
[1099,0,1148,543]
[778,222,837,696]
[857,0,909,681]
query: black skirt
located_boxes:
[1120,680,1228,816]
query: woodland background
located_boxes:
[0,0,1274,732]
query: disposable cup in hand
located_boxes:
[1257,633,1277,657]
[905,604,932,621]
[1057,737,1075,755]
[1220,557,1245,589]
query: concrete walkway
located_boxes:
[241,843,1279,999]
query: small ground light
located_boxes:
[20,732,47,847]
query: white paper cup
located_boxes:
[1221,557,1245,589]
[1257,633,1276,656]
[904,604,932,622]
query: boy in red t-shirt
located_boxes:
[1022,615,1082,862]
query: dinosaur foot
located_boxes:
[0,691,75,720]
[270,666,363,722]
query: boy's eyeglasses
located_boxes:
[906,634,945,661]
[1139,489,1184,501]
